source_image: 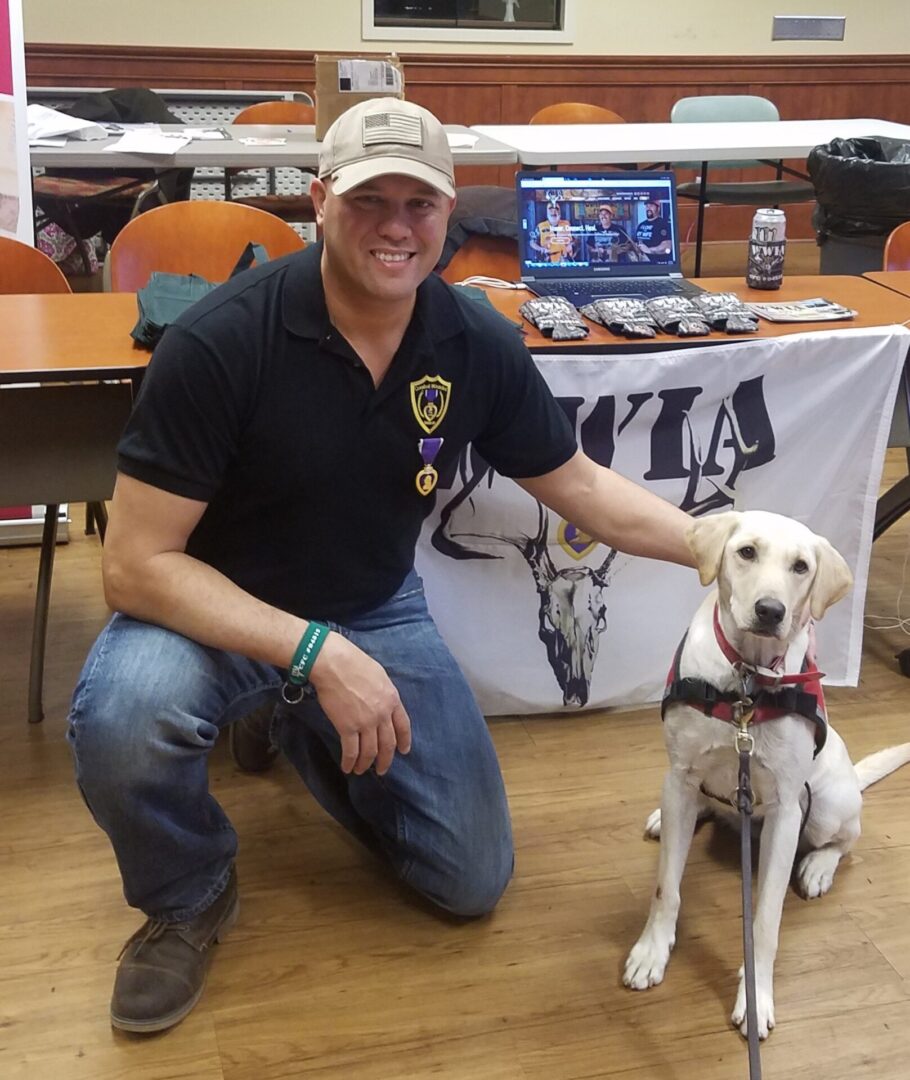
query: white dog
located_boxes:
[623,510,910,1040]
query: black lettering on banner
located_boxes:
[578,397,617,468]
[644,387,704,481]
[702,376,776,475]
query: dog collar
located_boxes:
[662,610,829,756]
[712,604,825,688]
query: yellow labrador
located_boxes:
[623,510,910,1040]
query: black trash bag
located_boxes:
[808,136,910,241]
[43,88,194,243]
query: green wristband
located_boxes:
[287,622,330,685]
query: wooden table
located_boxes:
[861,271,910,538]
[5,276,909,386]
[0,293,146,384]
[485,274,910,350]
[417,276,910,714]
[487,275,910,549]
[0,291,142,723]
[863,270,910,299]
[3,276,910,718]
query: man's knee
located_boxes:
[67,618,218,783]
[418,830,514,918]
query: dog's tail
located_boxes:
[854,743,910,791]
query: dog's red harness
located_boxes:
[662,604,828,756]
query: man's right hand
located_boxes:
[308,632,412,776]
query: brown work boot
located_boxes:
[110,867,239,1033]
[228,704,280,772]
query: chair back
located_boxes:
[530,102,625,125]
[233,101,316,125]
[670,95,782,172]
[438,235,520,285]
[109,200,306,291]
[226,101,317,212]
[670,95,780,125]
[0,236,72,294]
[883,222,910,270]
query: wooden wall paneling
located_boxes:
[24,46,910,242]
[25,48,910,127]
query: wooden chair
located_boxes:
[226,100,318,225]
[109,200,306,292]
[670,94,816,277]
[529,102,633,169]
[438,234,520,284]
[529,102,625,125]
[883,222,910,270]
[0,235,70,294]
[0,237,129,723]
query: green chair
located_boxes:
[670,95,816,276]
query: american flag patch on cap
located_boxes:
[362,113,423,148]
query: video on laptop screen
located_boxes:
[517,171,682,279]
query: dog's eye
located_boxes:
[792,559,809,574]
[737,545,757,561]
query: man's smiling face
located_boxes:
[312,174,455,306]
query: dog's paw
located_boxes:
[731,974,776,1040]
[644,808,661,839]
[623,933,673,990]
[796,848,841,899]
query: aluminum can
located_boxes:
[746,208,786,289]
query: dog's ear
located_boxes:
[809,537,853,619]
[686,512,741,586]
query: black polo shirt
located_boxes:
[118,243,576,621]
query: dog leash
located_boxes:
[734,699,763,1080]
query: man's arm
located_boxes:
[102,473,410,774]
[641,221,672,255]
[515,450,695,567]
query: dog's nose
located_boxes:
[754,598,786,626]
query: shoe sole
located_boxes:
[110,896,240,1034]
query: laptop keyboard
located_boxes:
[536,279,701,303]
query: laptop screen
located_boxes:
[516,170,683,282]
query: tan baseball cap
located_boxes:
[318,98,455,198]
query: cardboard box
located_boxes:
[314,53,405,140]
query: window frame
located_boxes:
[361,0,575,45]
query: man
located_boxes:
[530,200,576,262]
[588,204,631,263]
[632,197,673,261]
[68,97,694,1034]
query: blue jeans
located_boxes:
[67,571,513,922]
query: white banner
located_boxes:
[0,0,32,241]
[416,326,909,715]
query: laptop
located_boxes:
[517,170,704,305]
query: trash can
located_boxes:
[808,136,910,274]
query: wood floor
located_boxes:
[2,456,909,1079]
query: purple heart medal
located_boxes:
[416,436,443,495]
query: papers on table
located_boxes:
[181,127,231,140]
[27,103,107,143]
[27,110,231,154]
[746,297,858,322]
[104,129,192,156]
[239,136,287,146]
[447,133,479,149]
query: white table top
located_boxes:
[30,124,517,169]
[471,117,910,165]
